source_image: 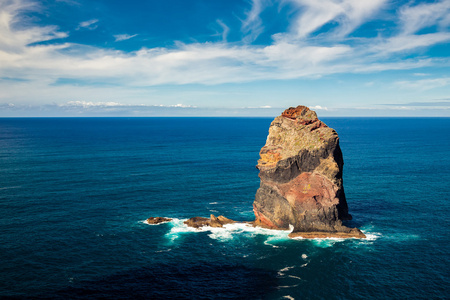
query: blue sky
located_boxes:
[0,0,449,116]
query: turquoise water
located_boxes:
[0,117,449,299]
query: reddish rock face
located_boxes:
[253,106,365,238]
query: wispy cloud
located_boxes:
[241,0,268,43]
[77,19,98,30]
[0,0,67,52]
[114,34,138,42]
[216,20,229,42]
[1,101,285,117]
[383,100,450,107]
[60,101,195,108]
[395,77,450,91]
[372,1,450,55]
[55,0,79,5]
[399,0,450,35]
[375,32,450,54]
[286,0,386,39]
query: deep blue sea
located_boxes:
[0,117,449,299]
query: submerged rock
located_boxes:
[253,106,365,239]
[146,217,172,224]
[184,215,236,229]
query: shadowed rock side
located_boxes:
[254,106,365,239]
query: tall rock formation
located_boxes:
[253,106,365,238]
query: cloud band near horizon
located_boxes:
[0,0,449,115]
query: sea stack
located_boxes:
[253,105,365,238]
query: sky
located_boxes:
[0,0,449,117]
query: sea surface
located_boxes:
[0,117,449,299]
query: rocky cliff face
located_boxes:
[253,106,365,238]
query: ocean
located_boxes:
[0,117,449,299]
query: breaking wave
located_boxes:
[164,219,292,243]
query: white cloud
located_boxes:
[62,101,125,107]
[77,19,98,30]
[0,0,67,52]
[216,20,229,42]
[376,33,450,54]
[241,0,268,43]
[309,105,328,111]
[60,101,195,108]
[160,103,196,108]
[367,1,450,55]
[286,0,386,39]
[114,34,138,42]
[0,0,449,107]
[399,0,450,35]
[395,77,450,91]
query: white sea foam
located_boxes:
[357,225,382,245]
[207,227,234,240]
[155,249,172,253]
[312,238,346,248]
[163,219,292,243]
[289,234,346,247]
[279,266,295,273]
[277,284,299,289]
[264,240,280,248]
[278,265,295,276]
[363,231,382,241]
[163,218,197,242]
[0,186,21,190]
[282,296,295,300]
[209,202,219,205]
[301,254,308,260]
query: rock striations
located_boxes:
[253,105,365,238]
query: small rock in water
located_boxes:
[184,214,236,229]
[146,217,172,224]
